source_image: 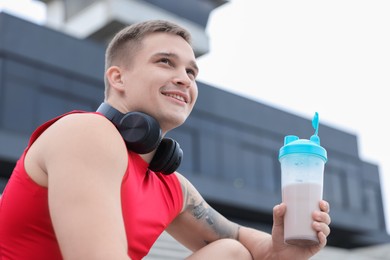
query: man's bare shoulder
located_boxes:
[44,112,119,142]
[25,112,128,186]
[49,112,124,153]
[53,112,113,130]
[37,113,125,170]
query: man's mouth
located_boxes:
[163,93,187,103]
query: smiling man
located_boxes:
[0,20,331,260]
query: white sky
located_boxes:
[1,0,389,235]
[197,0,390,235]
[0,0,46,24]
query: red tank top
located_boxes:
[0,111,183,260]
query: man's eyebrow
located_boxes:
[153,52,199,74]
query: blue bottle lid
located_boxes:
[278,112,327,162]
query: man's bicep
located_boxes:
[168,175,239,251]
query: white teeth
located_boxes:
[165,93,186,103]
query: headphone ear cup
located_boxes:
[149,138,183,175]
[118,112,162,154]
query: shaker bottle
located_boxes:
[278,112,327,246]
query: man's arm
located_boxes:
[34,113,130,259]
[168,173,331,260]
[167,173,241,251]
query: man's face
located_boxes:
[120,32,199,133]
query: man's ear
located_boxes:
[106,66,124,92]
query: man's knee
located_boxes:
[219,239,252,259]
[186,238,252,260]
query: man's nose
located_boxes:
[173,69,191,88]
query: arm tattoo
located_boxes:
[179,174,239,244]
[192,201,214,225]
[190,199,239,241]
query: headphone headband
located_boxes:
[96,102,124,124]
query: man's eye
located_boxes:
[160,58,171,65]
[187,69,196,78]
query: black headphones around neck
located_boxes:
[96,102,183,175]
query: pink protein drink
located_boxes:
[278,113,327,246]
[282,182,322,245]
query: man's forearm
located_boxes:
[238,226,274,260]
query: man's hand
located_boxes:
[271,200,331,260]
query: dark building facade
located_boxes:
[0,12,389,250]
